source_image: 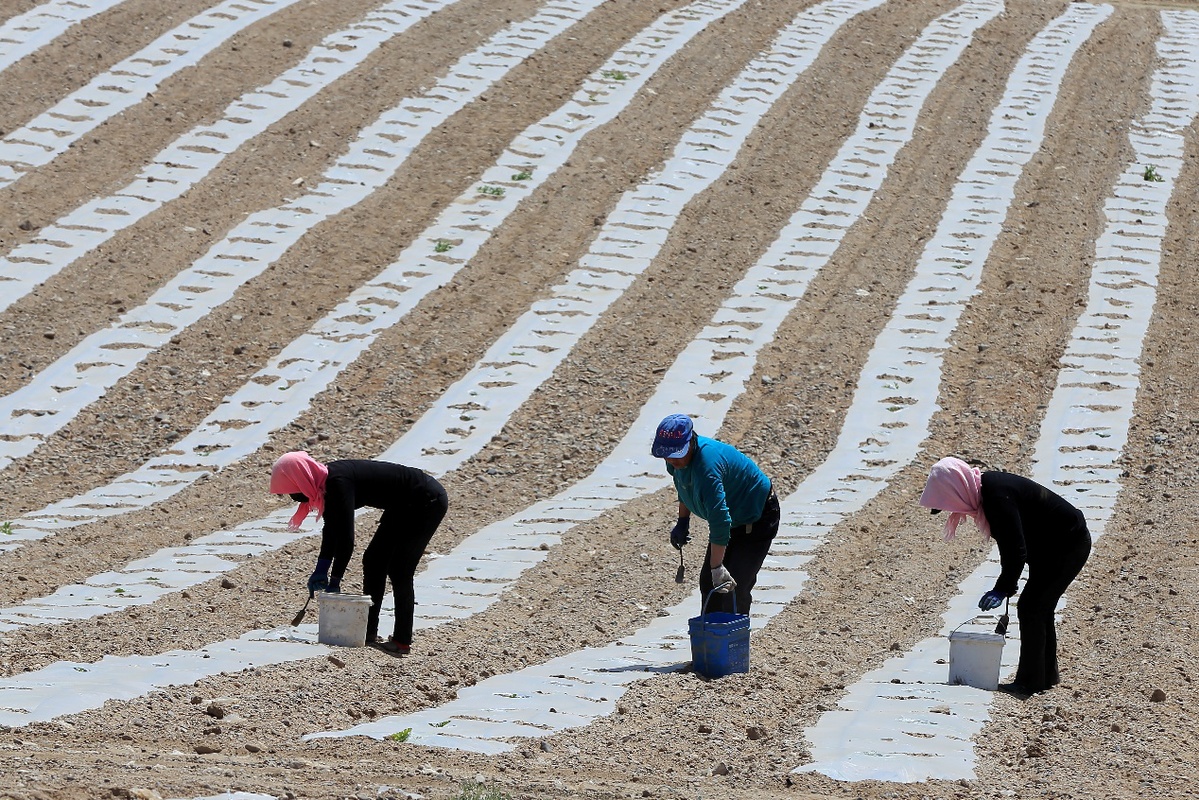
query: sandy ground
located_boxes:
[2,0,1199,798]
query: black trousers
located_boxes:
[699,489,780,617]
[1014,530,1091,691]
[362,482,448,644]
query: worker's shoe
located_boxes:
[370,636,410,656]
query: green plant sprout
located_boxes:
[511,170,533,180]
[602,69,628,81]
[434,239,453,253]
[431,720,451,727]
[457,783,512,800]
[0,521,12,535]
[1143,165,1164,182]
[386,728,412,742]
[478,185,505,197]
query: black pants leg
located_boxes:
[1014,532,1090,691]
[699,491,779,616]
[362,532,389,643]
[362,484,448,644]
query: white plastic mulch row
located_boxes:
[5,0,754,548]
[0,0,309,190]
[0,0,462,320]
[0,0,891,723]
[0,0,753,626]
[797,8,1199,782]
[304,1,1110,754]
[0,0,604,485]
[0,0,126,73]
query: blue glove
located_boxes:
[979,590,1005,611]
[669,517,691,550]
[307,558,332,594]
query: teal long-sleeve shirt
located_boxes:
[666,435,771,546]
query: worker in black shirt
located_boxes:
[919,456,1091,693]
[270,451,448,654]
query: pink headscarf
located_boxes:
[919,456,991,541]
[270,451,329,531]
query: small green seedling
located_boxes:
[386,728,412,742]
[431,720,451,728]
[601,69,628,81]
[478,185,505,197]
[457,782,512,800]
[1143,165,1164,182]
[511,170,533,181]
[0,521,12,535]
[434,239,453,253]
[114,587,126,594]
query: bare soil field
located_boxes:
[1,0,1198,798]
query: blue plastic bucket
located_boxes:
[688,586,750,678]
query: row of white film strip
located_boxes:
[0,0,129,73]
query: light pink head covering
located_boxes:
[270,451,328,531]
[919,456,990,541]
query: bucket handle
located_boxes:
[951,597,1010,637]
[699,581,739,628]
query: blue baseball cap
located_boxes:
[651,414,694,458]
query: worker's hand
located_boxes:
[711,564,736,593]
[669,517,691,550]
[327,577,341,593]
[978,590,1005,611]
[307,558,332,594]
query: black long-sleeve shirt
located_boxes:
[982,471,1089,596]
[318,459,444,580]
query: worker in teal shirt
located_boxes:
[652,414,779,616]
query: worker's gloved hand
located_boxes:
[327,577,341,593]
[711,564,736,593]
[308,558,332,594]
[978,590,1005,611]
[669,517,691,550]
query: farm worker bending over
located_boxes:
[270,451,449,655]
[652,414,779,617]
[920,456,1091,694]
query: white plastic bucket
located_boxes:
[947,629,1005,690]
[316,592,372,647]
